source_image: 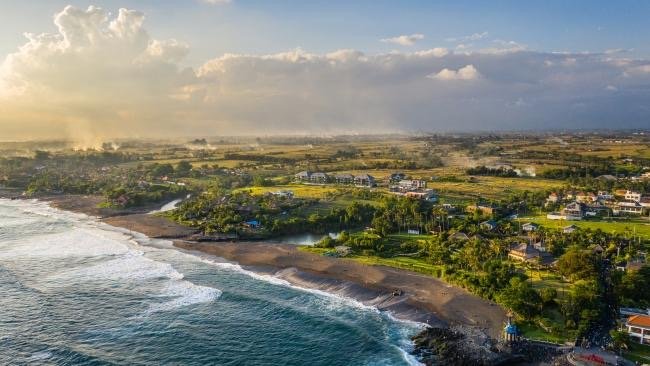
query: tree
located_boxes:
[176,161,193,176]
[557,247,598,281]
[496,277,542,319]
[539,288,557,307]
[34,150,51,160]
[610,330,630,354]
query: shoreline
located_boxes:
[2,193,513,362]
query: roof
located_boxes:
[355,173,375,180]
[627,314,650,328]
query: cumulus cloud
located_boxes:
[428,64,480,80]
[446,31,488,43]
[380,34,424,46]
[1,5,650,141]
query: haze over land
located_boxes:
[1,1,650,144]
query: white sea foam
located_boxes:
[0,227,132,259]
[146,280,222,315]
[1,199,222,315]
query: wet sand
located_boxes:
[174,241,507,339]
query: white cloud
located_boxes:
[428,64,480,80]
[380,34,424,46]
[1,5,650,141]
[446,31,488,43]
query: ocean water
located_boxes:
[0,199,423,365]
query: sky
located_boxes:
[1,1,649,142]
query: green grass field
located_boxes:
[521,215,650,239]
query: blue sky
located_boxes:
[1,1,649,140]
[2,0,650,66]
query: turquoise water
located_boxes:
[0,199,423,365]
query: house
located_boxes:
[614,201,643,215]
[591,244,604,255]
[467,203,500,216]
[575,192,597,203]
[522,222,539,232]
[532,241,547,252]
[626,314,650,344]
[561,201,585,220]
[404,190,438,202]
[310,172,329,183]
[272,190,294,199]
[398,179,427,190]
[295,171,311,181]
[624,190,643,202]
[334,173,354,185]
[508,243,541,262]
[480,220,498,231]
[563,224,578,234]
[642,172,650,179]
[388,172,407,183]
[546,192,562,204]
[354,174,376,187]
[597,191,613,200]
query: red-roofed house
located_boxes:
[626,314,650,344]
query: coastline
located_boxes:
[3,193,513,363]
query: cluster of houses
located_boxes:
[294,171,376,187]
[388,178,438,202]
[546,189,650,220]
[293,171,439,201]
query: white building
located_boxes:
[626,314,650,344]
[624,190,642,202]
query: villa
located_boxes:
[354,174,376,187]
[626,314,650,344]
[334,173,354,185]
[521,222,539,232]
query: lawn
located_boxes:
[236,184,342,199]
[521,215,650,239]
[624,342,650,364]
[518,322,571,344]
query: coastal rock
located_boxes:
[411,326,502,365]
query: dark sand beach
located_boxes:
[11,194,508,341]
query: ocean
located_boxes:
[0,199,423,365]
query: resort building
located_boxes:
[624,190,642,202]
[354,174,376,187]
[561,201,585,220]
[310,172,329,183]
[295,171,311,181]
[508,243,541,262]
[626,314,650,344]
[334,173,354,185]
[614,201,644,215]
[397,179,427,190]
